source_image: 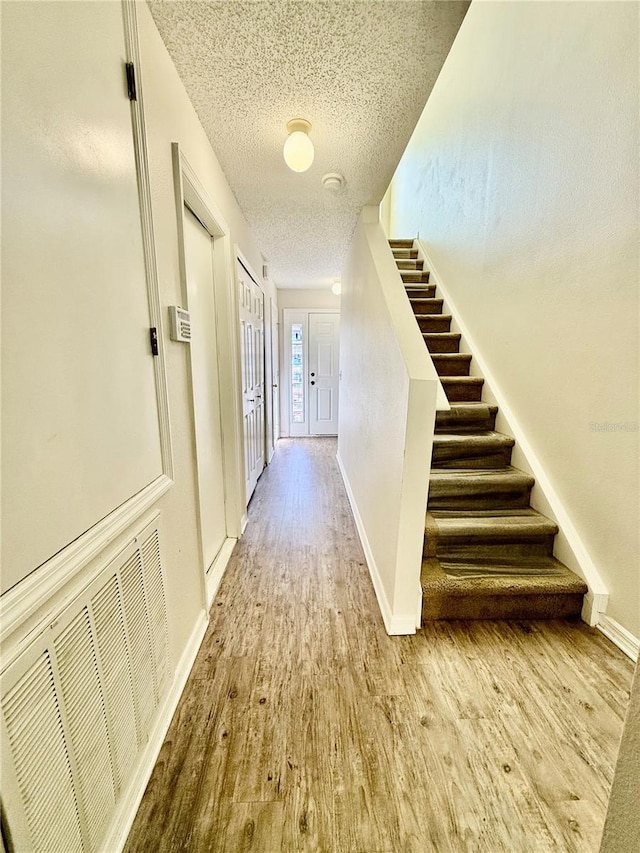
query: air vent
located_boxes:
[1,515,170,852]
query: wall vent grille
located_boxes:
[1,516,169,852]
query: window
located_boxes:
[291,323,304,423]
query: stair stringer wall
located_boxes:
[337,208,441,634]
[416,239,609,626]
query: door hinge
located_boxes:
[150,327,159,356]
[125,62,137,101]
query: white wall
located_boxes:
[1,1,164,591]
[338,208,439,634]
[388,0,639,636]
[137,1,276,663]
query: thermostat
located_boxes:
[169,306,191,343]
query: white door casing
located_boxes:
[182,206,227,575]
[309,312,340,435]
[271,300,280,447]
[238,260,266,502]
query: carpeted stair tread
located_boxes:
[389,238,415,248]
[429,467,535,489]
[418,315,452,332]
[435,403,498,433]
[424,332,461,352]
[401,270,431,284]
[431,431,515,467]
[440,376,484,402]
[421,557,586,620]
[431,353,472,376]
[426,510,558,541]
[396,259,423,270]
[404,286,436,299]
[410,297,443,314]
[428,467,534,510]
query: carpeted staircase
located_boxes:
[390,238,587,621]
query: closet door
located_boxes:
[237,261,265,502]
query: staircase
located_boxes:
[390,239,587,621]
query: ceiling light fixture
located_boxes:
[331,279,342,296]
[283,118,314,172]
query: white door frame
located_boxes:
[282,308,340,437]
[172,144,244,606]
[236,254,267,504]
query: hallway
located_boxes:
[124,439,634,853]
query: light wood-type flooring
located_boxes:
[125,438,634,853]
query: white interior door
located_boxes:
[238,261,265,502]
[183,206,227,573]
[271,301,280,446]
[309,312,340,435]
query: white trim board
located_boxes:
[101,607,209,853]
[0,474,173,659]
[597,616,639,662]
[416,239,610,627]
[205,537,237,609]
[336,452,417,635]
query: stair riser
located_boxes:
[422,593,585,621]
[442,381,484,403]
[389,239,414,249]
[431,446,513,468]
[435,409,497,433]
[401,271,431,284]
[428,488,533,510]
[432,356,472,377]
[424,335,461,353]
[392,249,418,260]
[419,317,452,333]
[396,259,423,270]
[411,299,443,315]
[430,539,557,560]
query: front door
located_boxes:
[238,260,265,502]
[309,312,340,435]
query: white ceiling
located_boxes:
[147,1,469,288]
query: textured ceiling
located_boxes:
[148,1,469,287]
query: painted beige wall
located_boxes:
[338,209,439,632]
[600,661,640,852]
[137,2,275,664]
[277,288,340,311]
[388,0,639,635]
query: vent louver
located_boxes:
[1,516,170,852]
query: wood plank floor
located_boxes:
[124,438,634,853]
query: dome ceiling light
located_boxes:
[283,118,314,172]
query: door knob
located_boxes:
[273,383,278,388]
[310,380,316,386]
[310,372,316,377]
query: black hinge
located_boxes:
[150,327,159,356]
[125,62,137,101]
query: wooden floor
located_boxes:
[125,438,634,853]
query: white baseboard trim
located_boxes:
[240,512,248,535]
[103,608,209,853]
[416,240,610,627]
[336,452,417,635]
[597,615,639,662]
[205,537,236,609]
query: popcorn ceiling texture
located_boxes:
[147,1,469,287]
